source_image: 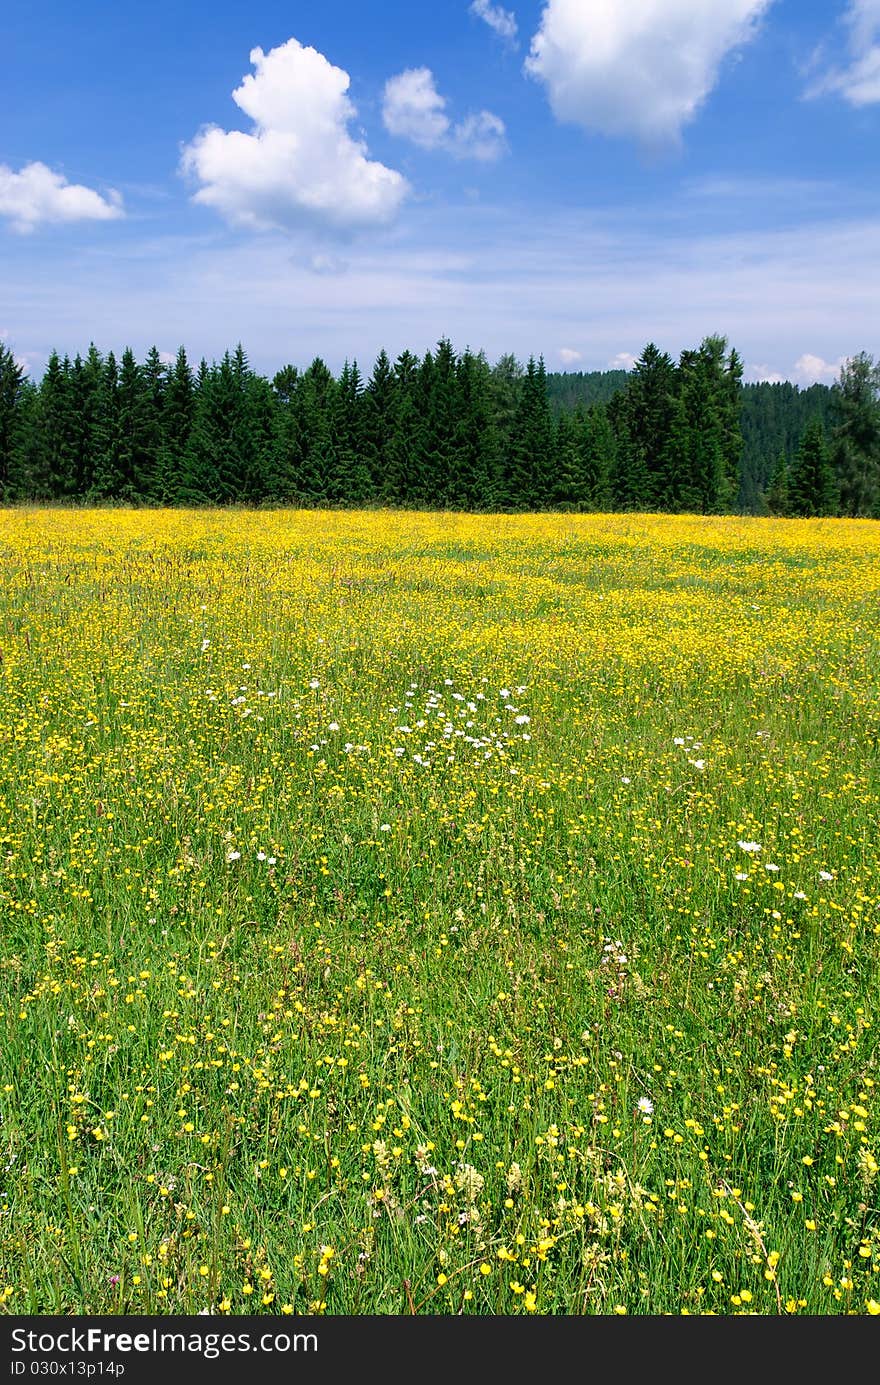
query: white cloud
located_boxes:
[4,207,878,390]
[751,354,847,385]
[808,1,880,106]
[525,0,773,146]
[608,351,637,370]
[382,67,507,160]
[793,353,846,385]
[558,346,582,364]
[745,363,786,383]
[0,162,122,233]
[181,38,408,232]
[470,0,519,46]
[382,68,450,149]
[450,111,507,160]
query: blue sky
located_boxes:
[1,0,878,383]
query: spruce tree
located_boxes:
[766,450,789,517]
[623,343,677,507]
[89,352,123,499]
[551,410,585,509]
[423,338,461,509]
[363,350,396,498]
[116,347,156,500]
[831,352,880,517]
[269,365,301,502]
[454,349,498,510]
[507,357,553,509]
[332,361,372,503]
[158,348,195,502]
[386,350,421,505]
[0,343,24,499]
[489,353,524,506]
[297,358,337,504]
[788,418,837,517]
[579,405,614,511]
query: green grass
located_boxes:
[0,507,878,1316]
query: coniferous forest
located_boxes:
[0,334,878,516]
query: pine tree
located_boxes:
[363,350,395,498]
[6,377,41,499]
[89,352,123,499]
[158,348,195,502]
[831,352,880,517]
[659,391,692,511]
[551,410,584,509]
[489,353,524,506]
[422,338,461,509]
[116,347,156,500]
[579,405,614,510]
[140,346,167,501]
[179,354,251,504]
[609,414,650,511]
[297,358,337,504]
[507,356,554,508]
[788,418,837,517]
[0,342,24,499]
[386,350,421,505]
[332,361,372,503]
[675,341,731,512]
[623,343,677,507]
[766,450,789,517]
[38,352,78,498]
[454,349,498,510]
[269,365,301,502]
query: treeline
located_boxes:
[547,370,841,514]
[0,335,877,515]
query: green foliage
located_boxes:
[2,334,876,517]
[831,352,880,518]
[788,418,837,517]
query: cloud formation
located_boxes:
[182,38,408,232]
[793,353,847,384]
[748,353,848,385]
[382,68,507,160]
[469,0,519,47]
[808,1,880,106]
[0,162,122,233]
[525,0,773,146]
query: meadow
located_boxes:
[0,507,878,1317]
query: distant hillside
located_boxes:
[738,381,836,511]
[547,369,837,512]
[546,370,630,414]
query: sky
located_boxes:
[1,0,879,384]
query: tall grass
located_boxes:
[0,508,878,1315]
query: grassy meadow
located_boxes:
[0,506,878,1317]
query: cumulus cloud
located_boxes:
[558,346,582,365]
[608,351,638,370]
[470,0,519,47]
[0,162,122,233]
[792,353,847,384]
[745,363,787,383]
[181,38,408,232]
[525,0,773,146]
[807,1,880,106]
[382,67,507,160]
[749,353,848,385]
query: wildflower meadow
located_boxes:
[0,507,878,1316]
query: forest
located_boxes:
[0,335,877,516]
